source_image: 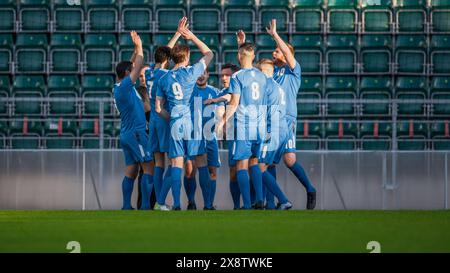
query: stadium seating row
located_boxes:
[0,118,448,150]
[1,0,449,34]
[1,33,450,75]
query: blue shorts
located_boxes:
[206,139,221,167]
[227,140,236,167]
[259,131,289,165]
[149,116,170,153]
[168,117,206,159]
[285,117,297,153]
[120,130,153,166]
[232,139,262,161]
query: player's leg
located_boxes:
[122,163,139,210]
[169,156,184,210]
[206,139,220,209]
[283,152,316,209]
[228,141,241,209]
[195,153,213,210]
[265,164,276,209]
[153,152,166,207]
[184,159,197,209]
[138,160,154,210]
[208,166,217,209]
[236,159,251,209]
[249,156,264,209]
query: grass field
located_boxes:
[1,210,449,253]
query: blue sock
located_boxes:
[250,181,255,205]
[171,167,182,208]
[289,162,316,193]
[209,179,216,207]
[198,166,211,209]
[229,180,241,209]
[121,176,134,210]
[262,171,288,204]
[268,165,277,180]
[236,170,251,209]
[140,174,154,210]
[249,165,263,203]
[153,166,164,201]
[183,176,191,201]
[188,176,197,203]
[265,188,276,209]
[158,166,172,205]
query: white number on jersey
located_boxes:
[251,82,260,100]
[279,87,286,105]
[147,81,153,99]
[172,82,183,100]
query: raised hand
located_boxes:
[266,19,277,37]
[130,30,142,48]
[236,30,246,46]
[177,16,195,40]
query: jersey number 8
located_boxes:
[251,82,260,100]
[172,82,183,100]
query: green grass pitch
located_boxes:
[1,210,449,253]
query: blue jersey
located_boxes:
[192,84,221,126]
[266,77,288,134]
[156,61,206,119]
[229,68,267,127]
[273,61,301,119]
[144,64,169,121]
[113,76,147,134]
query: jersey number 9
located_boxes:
[172,82,183,100]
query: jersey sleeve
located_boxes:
[187,59,207,82]
[228,74,242,95]
[115,75,134,101]
[155,77,165,98]
[288,61,301,78]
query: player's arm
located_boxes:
[236,30,246,48]
[166,18,184,48]
[215,104,226,138]
[129,31,144,83]
[130,47,137,63]
[204,94,232,105]
[178,17,214,66]
[155,96,170,121]
[266,19,296,69]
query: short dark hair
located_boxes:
[171,44,190,64]
[116,61,133,80]
[221,63,239,73]
[154,46,171,64]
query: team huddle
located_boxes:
[113,17,316,211]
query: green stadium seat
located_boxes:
[86,0,118,32]
[190,0,221,32]
[361,35,392,74]
[431,121,450,150]
[82,75,114,116]
[360,76,392,117]
[259,0,290,33]
[187,33,220,51]
[121,0,152,32]
[292,35,323,74]
[431,0,450,33]
[84,34,116,73]
[53,0,84,32]
[298,76,322,116]
[325,76,357,116]
[19,0,50,32]
[327,0,358,33]
[397,120,427,150]
[395,35,427,74]
[0,0,16,32]
[48,75,80,116]
[431,76,450,116]
[325,120,357,150]
[395,76,427,116]
[50,34,82,73]
[293,0,324,33]
[395,0,427,33]
[221,33,254,65]
[113,118,121,147]
[0,34,13,73]
[44,118,77,149]
[0,75,10,116]
[9,118,42,149]
[255,34,288,60]
[296,120,322,150]
[360,121,392,150]
[361,0,393,33]
[15,34,47,73]
[224,0,256,32]
[12,75,45,116]
[326,35,357,73]
[119,33,152,63]
[0,119,6,148]
[430,35,450,74]
[155,0,187,31]
[80,119,113,148]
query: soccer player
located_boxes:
[204,63,241,209]
[113,31,153,210]
[192,68,221,209]
[256,59,292,210]
[218,43,267,210]
[145,29,183,211]
[240,19,317,209]
[155,17,214,210]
